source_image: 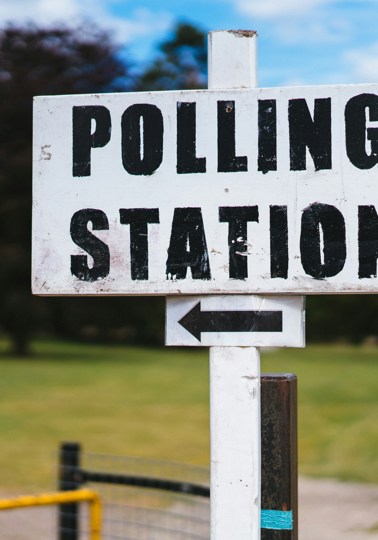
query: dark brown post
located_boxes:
[261,374,298,539]
[58,442,82,540]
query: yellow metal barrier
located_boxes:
[0,488,101,540]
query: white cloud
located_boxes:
[0,0,173,48]
[273,15,349,45]
[234,0,376,20]
[0,0,81,25]
[112,8,173,44]
[230,0,378,48]
[229,0,354,46]
[236,0,332,19]
[344,42,378,83]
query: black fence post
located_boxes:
[261,374,298,540]
[58,442,82,540]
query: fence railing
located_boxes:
[0,489,101,540]
[59,443,210,540]
[59,374,297,540]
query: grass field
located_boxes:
[0,339,377,490]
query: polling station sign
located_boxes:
[33,84,378,295]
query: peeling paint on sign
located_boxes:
[32,85,378,295]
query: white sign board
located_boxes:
[166,295,305,347]
[33,84,378,295]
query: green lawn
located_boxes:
[0,339,377,490]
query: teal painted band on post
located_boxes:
[261,509,293,530]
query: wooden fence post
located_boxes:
[261,374,298,539]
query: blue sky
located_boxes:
[1,0,378,87]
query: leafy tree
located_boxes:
[0,24,134,354]
[307,295,378,344]
[138,21,207,91]
[46,22,207,349]
[0,21,207,355]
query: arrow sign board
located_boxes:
[33,84,378,296]
[166,296,305,347]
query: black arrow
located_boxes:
[178,302,283,341]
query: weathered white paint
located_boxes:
[208,30,258,89]
[166,295,305,347]
[210,346,261,540]
[208,31,260,540]
[33,80,378,295]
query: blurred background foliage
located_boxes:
[0,21,377,354]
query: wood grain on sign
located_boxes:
[33,85,378,295]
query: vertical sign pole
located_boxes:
[208,31,260,540]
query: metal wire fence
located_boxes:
[58,375,297,539]
[58,443,210,540]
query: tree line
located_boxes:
[0,21,376,354]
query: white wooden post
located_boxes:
[208,31,261,540]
